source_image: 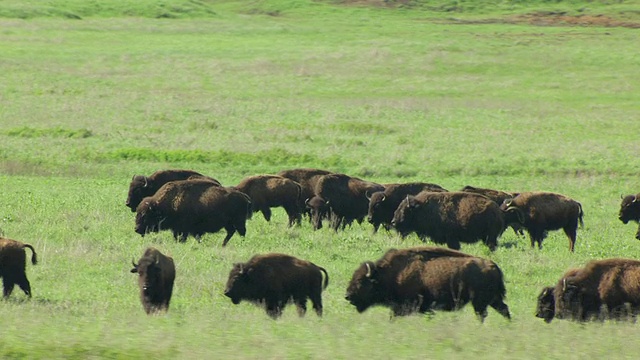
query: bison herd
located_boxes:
[2,167,640,323]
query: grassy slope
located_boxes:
[1,0,640,359]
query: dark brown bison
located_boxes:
[345,247,511,321]
[618,193,640,239]
[500,192,584,252]
[277,168,334,217]
[391,192,522,251]
[126,169,221,212]
[367,182,448,233]
[224,253,329,319]
[536,259,640,322]
[461,185,524,236]
[307,173,384,231]
[130,247,176,314]
[0,238,37,298]
[233,175,303,227]
[135,179,252,246]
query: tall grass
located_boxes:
[1,0,640,358]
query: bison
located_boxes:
[461,185,524,236]
[618,193,640,240]
[126,169,221,212]
[233,175,303,227]
[307,173,384,231]
[500,192,584,252]
[367,182,448,233]
[0,238,37,298]
[130,247,176,314]
[224,253,329,319]
[135,179,252,246]
[345,247,511,321]
[536,259,640,322]
[391,191,522,251]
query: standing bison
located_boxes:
[126,169,221,212]
[345,247,511,321]
[277,168,334,218]
[367,182,448,233]
[224,253,329,319]
[130,247,176,314]
[307,173,384,231]
[391,192,521,251]
[135,179,252,246]
[234,175,303,227]
[0,237,37,298]
[536,259,640,322]
[618,193,640,240]
[500,192,584,252]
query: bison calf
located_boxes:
[0,237,37,298]
[345,247,510,321]
[619,193,640,240]
[224,253,329,319]
[130,247,176,314]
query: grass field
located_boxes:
[1,0,640,358]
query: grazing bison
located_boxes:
[367,182,448,233]
[308,173,384,231]
[536,259,640,322]
[391,191,521,251]
[345,247,511,321]
[0,238,37,298]
[234,175,303,227]
[618,193,640,240]
[500,192,584,252]
[130,247,176,314]
[126,169,221,212]
[224,253,329,319]
[135,179,252,246]
[277,168,334,217]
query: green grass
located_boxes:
[1,0,640,358]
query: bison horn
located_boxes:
[365,262,372,278]
[143,176,149,188]
[131,258,138,268]
[633,195,638,203]
[239,263,244,274]
[380,194,386,202]
[305,198,310,206]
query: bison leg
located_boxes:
[294,297,308,317]
[260,207,272,222]
[445,237,461,251]
[490,300,511,320]
[222,225,237,247]
[309,292,323,317]
[2,276,16,298]
[563,226,577,252]
[16,274,32,297]
[265,301,283,319]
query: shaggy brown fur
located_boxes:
[131,247,176,314]
[224,253,329,319]
[0,237,37,298]
[309,173,384,231]
[276,168,334,207]
[391,191,512,251]
[126,169,221,212]
[460,185,519,206]
[367,182,448,233]
[501,191,584,252]
[345,247,510,321]
[234,175,303,227]
[135,179,252,246]
[535,268,581,323]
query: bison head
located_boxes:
[619,195,640,225]
[305,196,330,230]
[126,175,151,212]
[131,256,161,301]
[224,263,251,305]
[366,191,387,232]
[134,199,165,236]
[345,261,381,313]
[535,286,556,323]
[390,195,420,237]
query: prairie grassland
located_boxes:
[1,1,640,358]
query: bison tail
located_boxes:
[318,266,329,290]
[577,202,585,229]
[23,244,38,265]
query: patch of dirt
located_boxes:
[511,12,640,29]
